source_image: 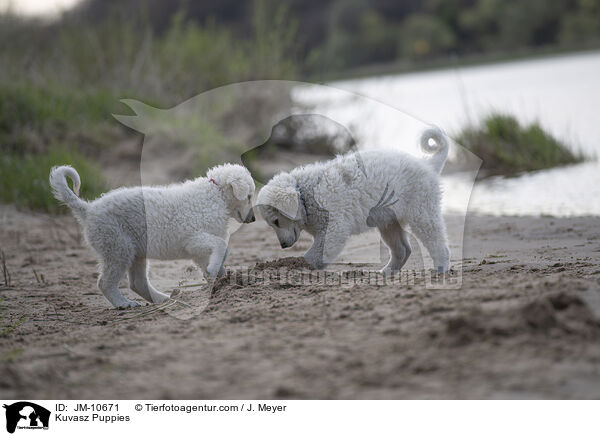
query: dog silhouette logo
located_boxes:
[3,402,50,433]
[113,80,481,290]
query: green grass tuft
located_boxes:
[0,297,26,338]
[0,146,107,213]
[0,83,120,154]
[457,113,585,177]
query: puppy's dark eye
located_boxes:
[248,194,252,200]
[273,219,279,228]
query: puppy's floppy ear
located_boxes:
[258,185,299,220]
[229,177,249,201]
[275,186,300,220]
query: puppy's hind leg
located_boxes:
[98,255,140,309]
[409,213,450,273]
[379,221,412,275]
[128,257,169,304]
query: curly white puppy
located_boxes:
[256,127,450,273]
[50,163,255,308]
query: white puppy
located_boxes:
[256,127,450,273]
[50,163,255,308]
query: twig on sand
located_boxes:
[30,318,96,326]
[163,289,193,308]
[33,269,47,285]
[320,295,332,338]
[173,282,205,289]
[0,249,11,287]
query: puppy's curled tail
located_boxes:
[49,165,88,220]
[420,126,449,174]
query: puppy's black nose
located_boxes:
[244,210,256,223]
[280,241,289,249]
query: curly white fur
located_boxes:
[50,163,255,308]
[257,127,450,273]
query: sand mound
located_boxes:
[252,256,315,271]
[211,257,316,293]
[441,292,600,346]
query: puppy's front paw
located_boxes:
[303,254,324,270]
[206,263,222,279]
[436,265,450,274]
[151,291,170,304]
[116,299,141,309]
[379,266,400,276]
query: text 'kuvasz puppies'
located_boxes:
[49,163,255,308]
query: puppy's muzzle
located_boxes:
[280,228,299,249]
[244,209,255,223]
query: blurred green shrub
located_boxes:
[0,83,118,154]
[559,0,600,45]
[0,0,299,212]
[0,0,298,104]
[398,13,456,59]
[458,113,585,177]
[0,146,107,213]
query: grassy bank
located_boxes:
[0,147,107,213]
[0,1,298,213]
[0,83,120,212]
[457,113,585,177]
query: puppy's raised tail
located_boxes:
[420,126,449,174]
[49,165,88,220]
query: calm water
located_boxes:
[297,51,600,216]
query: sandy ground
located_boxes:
[1,203,600,399]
